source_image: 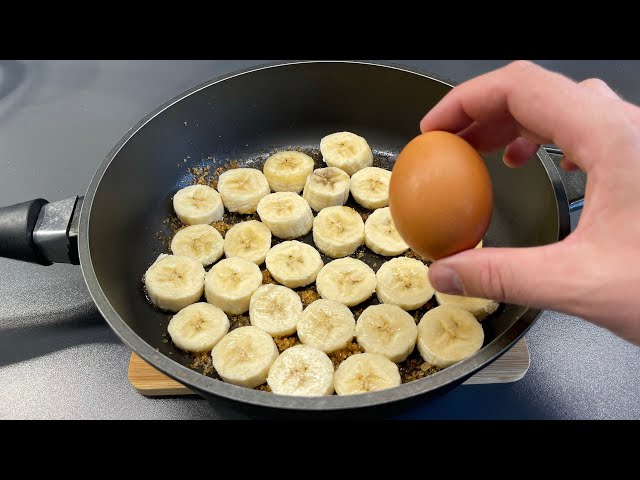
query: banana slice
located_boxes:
[267,345,335,396]
[350,167,391,210]
[302,167,351,212]
[173,185,224,226]
[144,255,205,312]
[313,206,364,258]
[376,257,434,311]
[170,224,224,266]
[476,239,483,248]
[320,131,373,176]
[333,353,401,396]
[257,192,313,239]
[355,304,418,363]
[434,292,499,321]
[364,207,409,256]
[223,220,272,265]
[417,305,484,368]
[265,240,323,288]
[263,151,315,193]
[211,326,279,388]
[167,302,229,353]
[315,258,376,307]
[249,284,302,337]
[204,257,262,315]
[297,299,355,353]
[217,168,270,214]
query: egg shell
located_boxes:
[389,131,493,261]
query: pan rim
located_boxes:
[79,60,570,411]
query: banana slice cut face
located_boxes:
[211,326,279,388]
[376,257,434,311]
[167,302,229,353]
[257,192,313,239]
[173,185,224,225]
[316,258,376,307]
[302,167,351,212]
[265,240,323,288]
[171,224,224,266]
[333,352,401,396]
[313,206,365,258]
[434,292,499,321]
[267,345,335,396]
[350,167,391,210]
[217,168,270,214]
[417,305,484,368]
[364,207,409,256]
[144,254,205,312]
[204,257,262,315]
[263,151,315,193]
[355,304,417,363]
[297,299,356,353]
[223,220,272,265]
[320,131,373,176]
[249,284,302,337]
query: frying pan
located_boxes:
[0,61,584,414]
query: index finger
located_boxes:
[419,61,636,172]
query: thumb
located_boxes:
[428,243,578,310]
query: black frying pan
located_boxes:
[0,61,582,414]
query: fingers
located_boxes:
[503,137,540,167]
[428,243,582,311]
[580,77,621,99]
[420,61,636,173]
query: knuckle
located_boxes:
[507,60,537,73]
[478,258,509,303]
[581,77,609,89]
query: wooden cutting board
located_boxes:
[128,338,530,396]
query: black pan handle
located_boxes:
[0,196,82,265]
[543,145,585,231]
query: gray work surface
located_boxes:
[0,60,638,420]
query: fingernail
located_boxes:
[502,152,516,168]
[430,266,463,294]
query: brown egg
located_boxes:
[389,131,493,261]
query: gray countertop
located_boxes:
[0,60,638,419]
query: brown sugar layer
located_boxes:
[154,153,500,394]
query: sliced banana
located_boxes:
[297,299,355,353]
[320,131,373,176]
[333,353,401,396]
[170,224,224,266]
[249,284,302,337]
[302,167,351,212]
[204,257,262,315]
[263,151,315,193]
[223,220,272,265]
[257,192,313,239]
[173,185,224,225]
[167,302,229,353]
[265,240,323,288]
[217,168,270,214]
[267,345,335,396]
[355,304,417,363]
[376,257,434,311]
[434,292,499,321]
[211,326,279,388]
[476,239,483,248]
[315,258,376,307]
[350,167,391,210]
[313,206,364,258]
[417,305,484,368]
[364,207,409,256]
[144,255,205,312]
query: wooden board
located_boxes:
[128,338,529,396]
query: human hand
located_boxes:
[420,60,640,345]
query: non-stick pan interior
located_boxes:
[87,62,560,392]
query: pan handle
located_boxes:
[543,146,585,231]
[0,196,82,265]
